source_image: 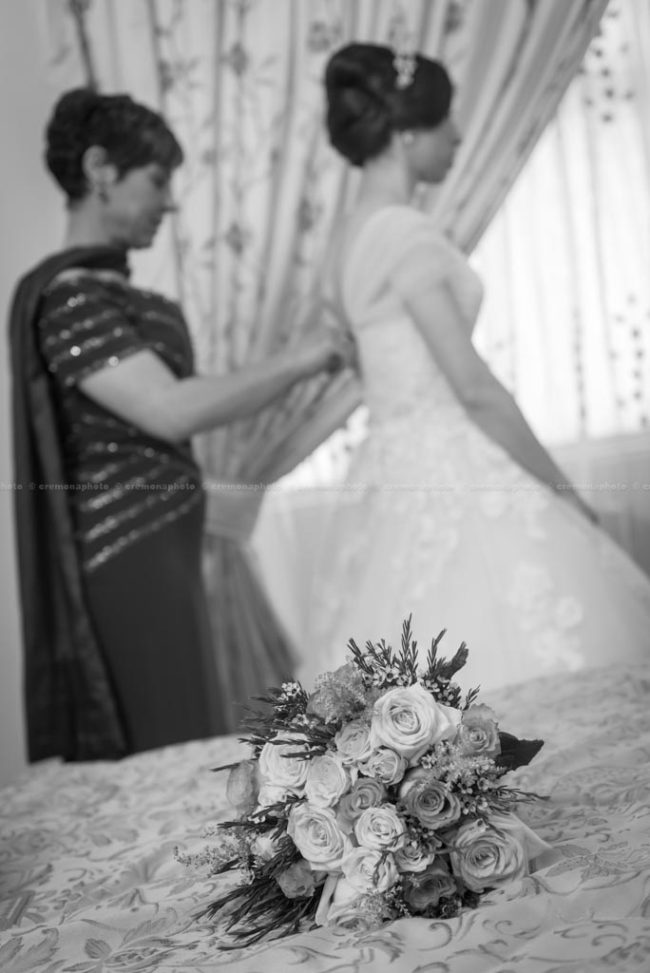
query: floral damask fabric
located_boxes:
[1,663,650,972]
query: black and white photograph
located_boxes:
[1,1,649,970]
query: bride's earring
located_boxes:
[94,182,109,203]
[402,132,415,146]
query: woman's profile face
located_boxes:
[407,116,460,184]
[103,162,174,249]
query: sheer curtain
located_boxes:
[474,0,650,443]
[40,0,606,724]
[472,0,650,577]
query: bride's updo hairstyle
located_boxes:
[325,43,453,167]
[45,87,183,200]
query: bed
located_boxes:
[2,663,650,973]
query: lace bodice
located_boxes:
[338,205,484,428]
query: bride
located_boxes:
[298,42,650,691]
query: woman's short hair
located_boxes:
[45,88,184,200]
[325,43,453,167]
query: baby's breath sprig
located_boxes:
[174,843,241,875]
[422,741,498,783]
[176,829,254,880]
[358,887,405,924]
[381,881,411,919]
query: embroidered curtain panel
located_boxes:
[40,0,607,725]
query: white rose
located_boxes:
[342,847,399,893]
[305,753,352,808]
[369,683,461,761]
[359,747,408,785]
[450,819,524,893]
[398,769,462,830]
[354,805,406,852]
[336,778,387,832]
[288,804,351,871]
[458,704,500,758]
[334,720,373,765]
[258,734,310,797]
[449,812,551,893]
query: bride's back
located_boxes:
[328,204,483,427]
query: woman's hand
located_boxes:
[292,326,356,378]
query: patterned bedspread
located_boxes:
[2,664,650,973]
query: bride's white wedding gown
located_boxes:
[298,205,650,690]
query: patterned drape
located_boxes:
[40,0,607,725]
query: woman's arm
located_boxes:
[399,279,596,521]
[78,330,347,443]
[466,377,596,521]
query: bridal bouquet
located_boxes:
[187,620,548,946]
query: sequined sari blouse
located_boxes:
[37,267,204,573]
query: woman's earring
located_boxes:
[95,182,109,203]
[402,132,415,146]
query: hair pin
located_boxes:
[393,48,417,89]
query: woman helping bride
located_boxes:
[298,42,650,691]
